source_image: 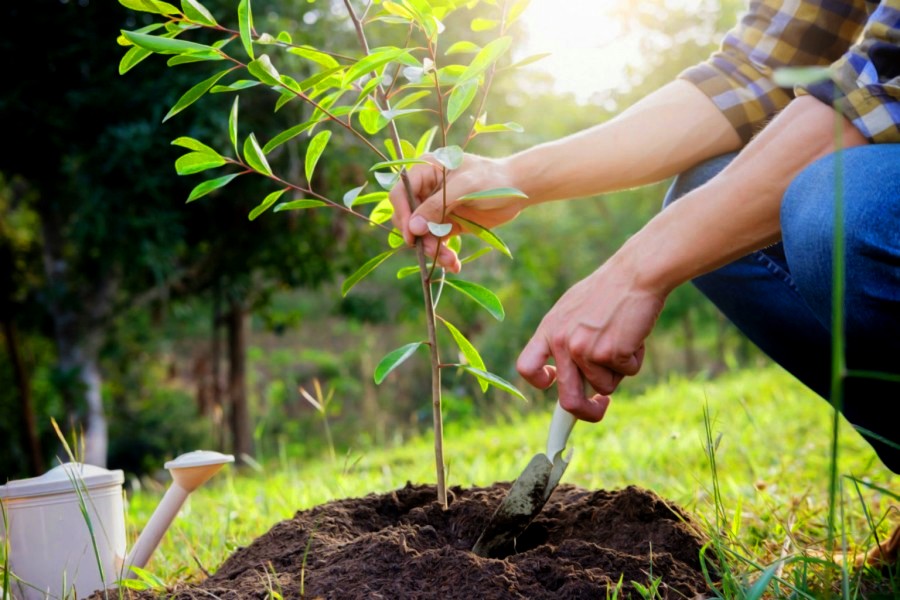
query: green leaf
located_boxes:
[229,97,239,157]
[457,187,527,202]
[388,229,405,248]
[164,68,232,122]
[288,46,340,69]
[119,46,152,75]
[450,215,512,259]
[343,47,409,86]
[119,0,179,15]
[374,342,424,384]
[127,565,167,589]
[243,133,272,176]
[445,41,480,55]
[248,187,288,220]
[391,90,431,110]
[273,199,326,212]
[369,198,393,224]
[441,319,486,389]
[187,173,241,202]
[172,136,220,155]
[181,0,218,25]
[427,222,452,237]
[305,130,331,183]
[461,247,492,265]
[238,0,254,60]
[473,120,524,134]
[167,50,225,66]
[353,191,388,206]
[369,158,429,172]
[175,152,227,175]
[247,54,281,86]
[447,79,478,125]
[374,171,400,190]
[461,366,525,400]
[470,18,499,32]
[416,127,438,157]
[396,265,419,279]
[342,184,366,208]
[458,36,512,83]
[508,52,551,70]
[432,145,463,170]
[342,249,397,296]
[121,30,214,55]
[444,278,505,321]
[261,120,313,154]
[211,80,260,94]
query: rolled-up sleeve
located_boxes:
[680,0,868,143]
[799,0,900,143]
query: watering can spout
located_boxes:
[124,451,233,575]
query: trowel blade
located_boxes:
[472,453,554,558]
[543,449,572,502]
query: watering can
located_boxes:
[0,450,233,600]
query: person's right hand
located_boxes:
[388,153,528,272]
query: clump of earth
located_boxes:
[110,483,711,599]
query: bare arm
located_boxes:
[516,96,869,421]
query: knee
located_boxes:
[662,152,738,211]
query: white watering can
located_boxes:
[0,450,233,600]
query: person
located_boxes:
[390,0,899,563]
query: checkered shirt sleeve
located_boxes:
[680,0,900,144]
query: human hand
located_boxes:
[516,254,666,421]
[388,153,527,272]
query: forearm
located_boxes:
[502,80,742,205]
[619,96,869,296]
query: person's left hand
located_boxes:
[515,254,666,421]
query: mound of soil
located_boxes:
[119,483,711,599]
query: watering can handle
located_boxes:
[546,401,577,458]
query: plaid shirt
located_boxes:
[681,0,900,143]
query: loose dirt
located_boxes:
[113,483,711,599]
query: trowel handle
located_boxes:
[546,401,577,458]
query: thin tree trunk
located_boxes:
[2,317,43,475]
[227,300,252,462]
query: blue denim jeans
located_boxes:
[662,144,900,473]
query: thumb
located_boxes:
[409,192,451,237]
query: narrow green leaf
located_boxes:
[369,198,393,224]
[175,152,227,175]
[457,187,527,202]
[473,120,524,134]
[388,229,405,248]
[458,36,512,83]
[305,130,331,183]
[243,133,272,176]
[180,0,218,25]
[461,247,492,265]
[374,342,423,384]
[444,278,504,320]
[445,41,480,55]
[369,158,429,172]
[447,79,478,125]
[127,565,167,589]
[441,319,486,389]
[164,68,232,122]
[343,184,366,208]
[507,52,551,70]
[187,173,241,202]
[262,120,313,154]
[391,90,431,110]
[447,234,462,254]
[211,80,260,94]
[380,108,428,121]
[248,187,288,220]
[273,199,326,212]
[119,45,153,75]
[396,265,419,279]
[432,145,463,170]
[342,249,397,297]
[288,46,340,69]
[461,366,525,400]
[247,55,281,86]
[238,0,254,60]
[343,48,409,86]
[416,127,438,157]
[119,0,179,15]
[121,30,214,55]
[167,50,225,66]
[470,18,499,32]
[353,191,388,206]
[450,215,512,259]
[172,137,220,155]
[229,97,239,156]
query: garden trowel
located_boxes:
[472,402,576,557]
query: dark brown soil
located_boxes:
[117,483,711,599]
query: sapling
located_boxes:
[117,0,534,508]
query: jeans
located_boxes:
[662,144,900,473]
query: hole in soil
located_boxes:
[102,483,711,599]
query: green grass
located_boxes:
[6,366,896,597]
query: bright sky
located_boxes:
[517,0,643,104]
